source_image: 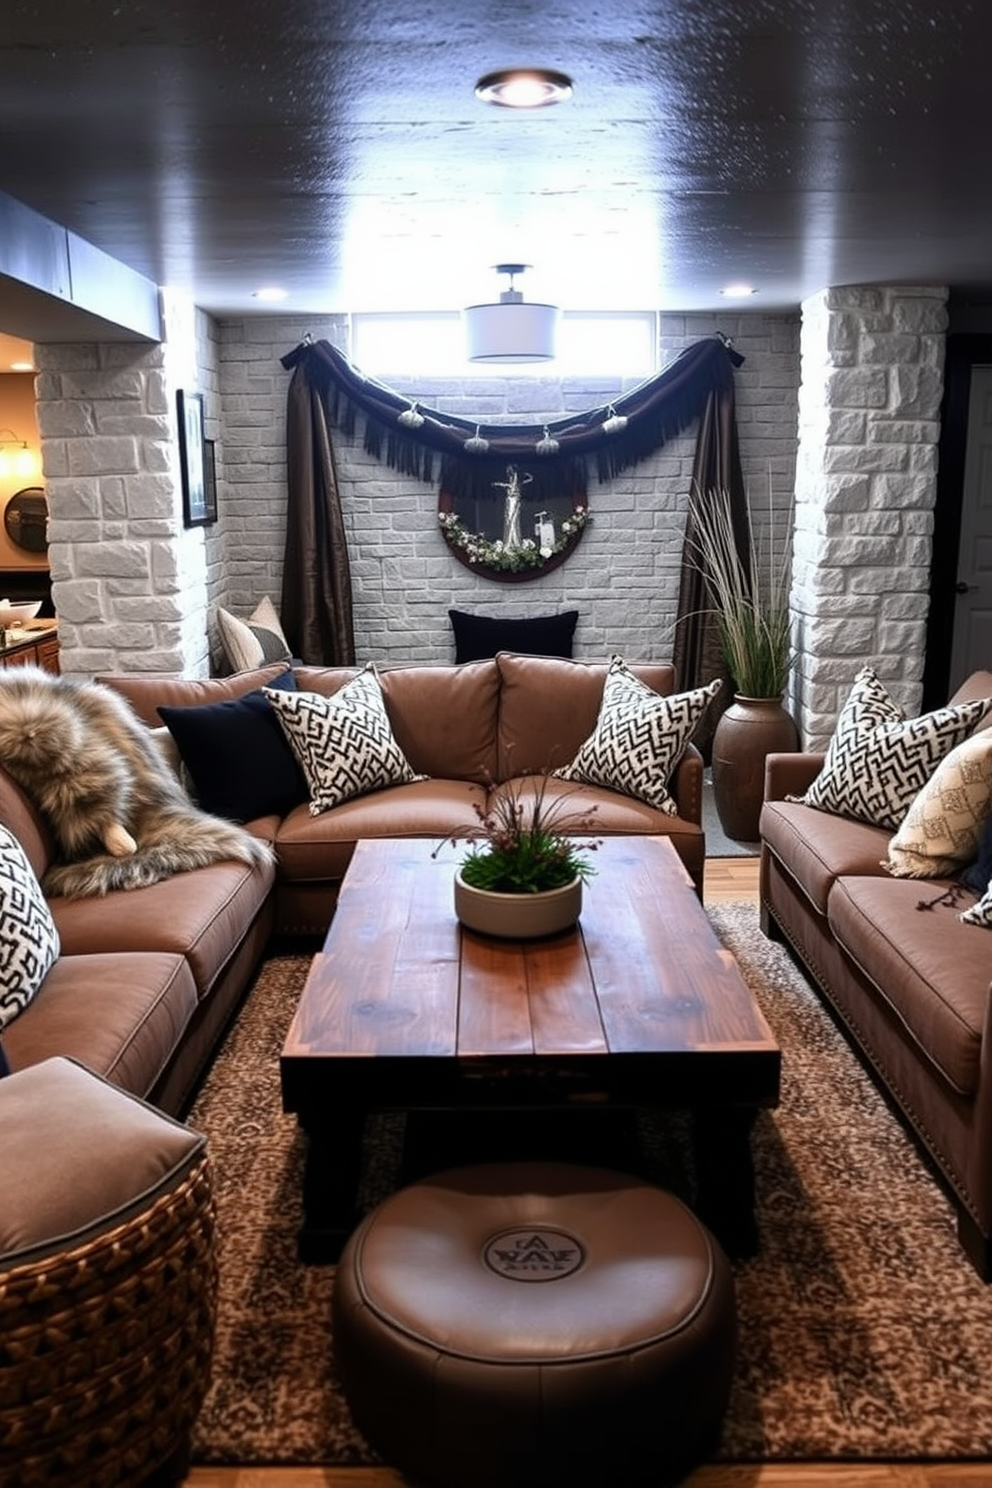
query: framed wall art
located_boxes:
[177,390,216,527]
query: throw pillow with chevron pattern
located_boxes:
[885,731,992,877]
[798,665,992,831]
[0,823,60,1030]
[553,655,721,814]
[263,664,422,816]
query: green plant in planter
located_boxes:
[686,482,793,699]
[444,772,600,894]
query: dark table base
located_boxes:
[294,1103,762,1265]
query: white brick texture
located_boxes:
[792,286,948,749]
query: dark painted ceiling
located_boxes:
[2,0,992,330]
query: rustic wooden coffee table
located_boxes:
[281,834,780,1262]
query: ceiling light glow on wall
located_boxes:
[463,264,560,363]
[475,69,573,108]
[252,286,288,302]
[719,283,757,298]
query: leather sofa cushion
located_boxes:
[760,799,892,916]
[0,765,53,883]
[50,857,274,1001]
[274,779,488,882]
[828,875,990,1097]
[379,662,500,782]
[495,654,677,778]
[0,1055,203,1262]
[98,664,290,728]
[294,662,501,784]
[1,953,197,1100]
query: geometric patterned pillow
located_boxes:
[797,665,991,831]
[0,822,60,1030]
[553,655,721,815]
[263,663,423,817]
[961,882,992,930]
[885,732,992,878]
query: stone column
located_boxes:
[34,291,213,678]
[791,285,948,750]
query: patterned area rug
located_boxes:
[188,905,992,1465]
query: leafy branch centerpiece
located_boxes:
[437,771,600,940]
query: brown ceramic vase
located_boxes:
[711,695,799,843]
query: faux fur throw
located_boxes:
[0,666,273,899]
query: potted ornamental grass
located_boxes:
[686,482,793,701]
[441,771,600,939]
[686,481,799,840]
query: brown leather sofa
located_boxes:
[0,653,705,1114]
[759,669,992,1278]
[0,760,275,1116]
[104,652,708,937]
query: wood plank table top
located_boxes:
[281,835,781,1262]
[282,834,779,1092]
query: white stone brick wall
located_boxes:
[215,311,800,673]
[34,340,187,676]
[35,298,220,678]
[792,286,948,749]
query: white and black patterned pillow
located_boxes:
[263,664,422,815]
[962,883,992,930]
[0,823,60,1029]
[798,665,992,831]
[553,656,721,815]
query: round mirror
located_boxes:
[438,464,587,583]
[4,486,49,554]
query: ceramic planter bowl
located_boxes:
[453,870,582,940]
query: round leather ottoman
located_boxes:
[332,1162,736,1488]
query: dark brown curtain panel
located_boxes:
[280,353,356,666]
[672,367,749,755]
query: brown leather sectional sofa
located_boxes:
[104,652,708,938]
[0,653,706,1116]
[760,669,992,1278]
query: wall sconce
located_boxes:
[463,264,560,363]
[0,430,37,480]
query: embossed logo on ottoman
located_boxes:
[483,1227,585,1281]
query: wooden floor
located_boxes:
[184,857,992,1488]
[185,1468,992,1487]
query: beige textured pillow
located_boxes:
[217,596,291,672]
[885,732,992,878]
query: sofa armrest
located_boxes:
[670,743,704,825]
[764,751,824,802]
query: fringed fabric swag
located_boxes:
[280,334,744,507]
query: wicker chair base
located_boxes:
[1,1151,217,1488]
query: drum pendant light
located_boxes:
[464,264,560,363]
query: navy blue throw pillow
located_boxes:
[962,814,992,894]
[0,1041,9,1078]
[449,609,579,664]
[158,671,309,823]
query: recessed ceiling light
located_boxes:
[475,69,573,109]
[252,286,289,302]
[720,283,757,299]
